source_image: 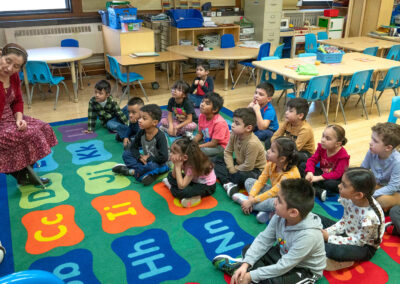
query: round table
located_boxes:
[167,45,259,91]
[25,47,93,103]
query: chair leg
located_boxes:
[30,85,36,106]
[119,84,127,105]
[277,89,287,104]
[376,90,384,102]
[360,95,369,120]
[232,66,246,90]
[339,99,347,125]
[54,85,60,110]
[246,68,253,85]
[320,101,329,125]
[229,68,235,85]
[137,81,149,102]
[354,97,361,107]
[373,91,381,116]
[26,165,46,189]
[61,81,70,101]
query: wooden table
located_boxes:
[318,36,395,56]
[167,45,262,91]
[26,47,93,103]
[369,33,400,44]
[114,51,188,98]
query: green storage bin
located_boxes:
[318,17,329,28]
[106,1,130,8]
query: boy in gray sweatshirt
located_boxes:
[213,178,326,283]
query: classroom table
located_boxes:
[318,36,395,56]
[167,45,262,91]
[25,47,93,103]
[114,51,188,98]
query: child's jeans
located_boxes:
[122,150,164,179]
[298,163,341,194]
[254,128,275,149]
[159,117,197,136]
[200,144,224,158]
[244,178,275,212]
[213,156,261,187]
[189,93,204,107]
[167,172,216,199]
[106,105,129,133]
[241,244,319,283]
[318,214,377,262]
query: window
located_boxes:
[302,0,334,7]
[0,0,71,16]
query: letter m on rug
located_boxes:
[183,211,254,260]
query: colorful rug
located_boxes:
[0,107,399,283]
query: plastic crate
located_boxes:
[121,18,143,32]
[108,7,137,29]
[324,9,339,17]
[316,51,345,63]
[167,9,203,28]
[98,10,109,26]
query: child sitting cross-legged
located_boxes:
[112,104,169,186]
[299,124,350,202]
[233,137,300,223]
[162,137,216,207]
[193,92,230,158]
[213,108,266,197]
[160,80,197,137]
[213,178,326,283]
[319,167,385,271]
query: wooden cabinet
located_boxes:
[345,0,394,37]
[102,25,155,83]
[170,25,240,46]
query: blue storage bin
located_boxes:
[98,10,109,26]
[167,9,204,28]
[317,50,345,63]
[108,7,137,29]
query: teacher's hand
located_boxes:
[16,119,27,131]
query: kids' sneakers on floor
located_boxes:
[212,255,243,276]
[232,193,248,205]
[181,196,201,208]
[223,182,239,197]
[162,177,171,189]
[256,211,275,224]
[0,241,5,264]
[112,164,130,176]
[141,174,156,186]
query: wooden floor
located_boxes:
[23,69,394,167]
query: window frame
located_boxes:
[301,0,334,7]
[0,0,72,16]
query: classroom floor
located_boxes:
[23,67,393,166]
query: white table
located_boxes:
[25,47,93,103]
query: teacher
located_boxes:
[0,43,58,185]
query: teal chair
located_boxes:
[317,32,328,41]
[363,47,378,56]
[331,69,374,124]
[273,44,285,59]
[298,53,317,58]
[25,61,70,110]
[305,33,318,54]
[386,45,400,61]
[286,75,333,124]
[388,96,400,123]
[107,54,148,103]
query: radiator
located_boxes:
[4,23,104,54]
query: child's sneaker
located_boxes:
[162,177,171,189]
[385,222,394,235]
[315,187,327,202]
[141,174,156,186]
[112,164,130,176]
[256,211,274,224]
[225,183,239,197]
[212,255,242,276]
[232,193,248,205]
[181,196,201,207]
[0,241,5,264]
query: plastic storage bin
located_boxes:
[316,50,345,63]
[324,9,339,17]
[99,10,109,26]
[121,17,142,32]
[108,7,137,29]
[167,9,204,28]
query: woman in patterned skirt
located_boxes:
[0,43,58,185]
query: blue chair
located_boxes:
[388,96,400,123]
[260,56,295,106]
[370,66,400,116]
[232,42,271,89]
[331,69,374,124]
[107,54,148,103]
[305,33,318,54]
[363,47,378,56]
[317,32,328,41]
[221,34,235,48]
[298,53,317,58]
[273,44,285,59]
[386,44,400,61]
[286,75,333,124]
[25,61,70,110]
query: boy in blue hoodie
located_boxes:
[213,178,326,283]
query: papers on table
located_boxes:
[130,52,159,57]
[238,41,262,49]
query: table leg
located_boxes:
[22,66,31,107]
[256,68,261,86]
[78,61,84,90]
[70,61,78,102]
[126,66,130,100]
[334,76,344,122]
[166,62,170,90]
[224,60,229,91]
[295,81,302,97]
[172,62,176,80]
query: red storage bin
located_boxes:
[324,9,339,17]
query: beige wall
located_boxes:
[83,0,236,12]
